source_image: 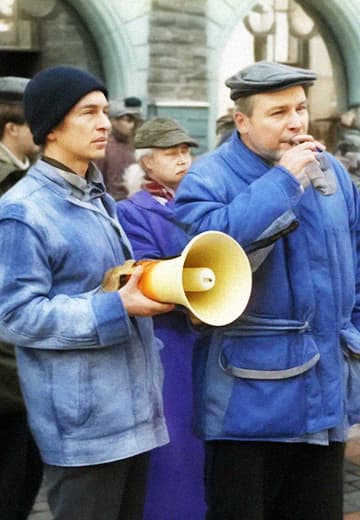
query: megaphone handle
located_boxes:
[102,260,137,291]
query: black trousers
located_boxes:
[46,451,150,520]
[205,440,345,520]
[0,412,43,520]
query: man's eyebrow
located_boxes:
[266,100,307,111]
[265,104,289,112]
[78,102,108,110]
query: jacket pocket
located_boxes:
[220,314,320,437]
[50,354,92,433]
[341,323,360,424]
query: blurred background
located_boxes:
[2,0,360,156]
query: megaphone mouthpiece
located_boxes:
[182,267,215,292]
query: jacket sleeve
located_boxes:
[0,218,132,350]
[174,161,303,248]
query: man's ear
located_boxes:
[4,121,19,138]
[234,112,249,136]
[46,129,57,143]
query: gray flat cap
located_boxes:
[135,117,198,148]
[226,61,316,100]
[0,76,29,102]
[108,99,141,119]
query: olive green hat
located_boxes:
[134,117,198,148]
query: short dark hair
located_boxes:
[0,102,25,139]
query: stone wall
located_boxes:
[148,0,207,102]
[38,1,103,79]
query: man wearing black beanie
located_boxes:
[0,65,172,520]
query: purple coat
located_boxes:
[117,190,206,520]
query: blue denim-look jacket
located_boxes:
[0,160,168,466]
[175,131,360,441]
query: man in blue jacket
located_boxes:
[175,60,360,520]
[0,65,172,520]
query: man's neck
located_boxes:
[43,147,89,177]
[41,155,78,174]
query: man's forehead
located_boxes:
[75,90,108,108]
[253,86,307,108]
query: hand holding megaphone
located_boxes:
[116,264,174,318]
[103,231,252,327]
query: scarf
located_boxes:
[142,179,175,201]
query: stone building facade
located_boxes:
[2,0,360,152]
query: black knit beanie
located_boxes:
[24,65,108,145]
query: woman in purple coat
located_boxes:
[117,117,206,520]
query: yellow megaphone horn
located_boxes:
[102,231,252,327]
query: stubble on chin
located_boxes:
[260,148,283,165]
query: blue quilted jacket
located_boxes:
[174,131,360,440]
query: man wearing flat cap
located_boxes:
[175,60,360,519]
[0,76,39,195]
[117,116,206,520]
[0,65,172,520]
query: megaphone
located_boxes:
[102,231,252,327]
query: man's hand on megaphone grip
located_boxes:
[119,266,174,317]
[278,134,326,186]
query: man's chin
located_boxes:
[91,150,107,161]
[261,150,282,165]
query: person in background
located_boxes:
[0,75,42,520]
[174,60,360,520]
[0,76,39,195]
[95,97,142,200]
[0,65,172,520]
[334,105,360,189]
[215,109,235,147]
[123,96,143,124]
[117,117,206,520]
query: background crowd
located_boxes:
[1,58,360,520]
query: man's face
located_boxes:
[46,90,110,173]
[234,85,309,163]
[143,144,192,190]
[111,114,138,139]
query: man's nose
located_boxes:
[100,112,111,130]
[287,111,303,129]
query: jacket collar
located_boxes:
[126,189,175,214]
[220,130,271,183]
